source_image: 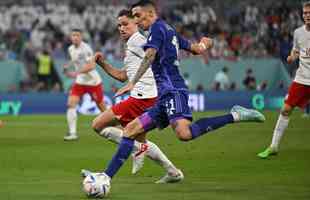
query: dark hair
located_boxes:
[131,0,156,10]
[223,66,228,73]
[71,28,82,33]
[118,9,133,18]
[303,1,310,8]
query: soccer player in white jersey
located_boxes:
[63,29,105,141]
[258,2,310,158]
[82,9,183,183]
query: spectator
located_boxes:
[196,83,204,92]
[213,66,230,90]
[243,68,257,90]
[35,49,61,91]
[229,81,237,91]
[278,80,285,89]
[183,72,192,89]
[257,80,268,91]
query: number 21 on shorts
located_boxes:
[166,98,176,115]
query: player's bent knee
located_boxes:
[175,129,192,142]
[67,96,80,108]
[123,120,143,139]
[172,121,192,141]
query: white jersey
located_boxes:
[293,25,310,86]
[68,42,101,86]
[124,32,157,99]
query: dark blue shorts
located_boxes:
[138,90,193,132]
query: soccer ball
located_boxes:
[82,173,111,198]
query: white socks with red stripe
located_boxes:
[100,127,177,173]
[270,114,289,151]
[145,141,178,174]
[67,107,77,135]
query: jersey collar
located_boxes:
[127,32,141,46]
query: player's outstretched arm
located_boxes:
[63,60,78,78]
[190,37,213,55]
[95,52,128,82]
[114,48,157,97]
[78,56,97,74]
[287,49,299,64]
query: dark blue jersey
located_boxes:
[143,19,191,96]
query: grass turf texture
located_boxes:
[0,111,309,200]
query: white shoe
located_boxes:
[64,134,79,141]
[131,143,148,174]
[81,169,93,177]
[155,169,184,184]
[231,105,265,122]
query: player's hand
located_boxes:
[287,49,299,64]
[65,71,78,79]
[199,37,213,50]
[114,82,134,98]
[95,52,105,63]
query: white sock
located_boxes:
[146,141,178,173]
[231,111,240,122]
[67,108,77,135]
[270,114,289,150]
[100,127,177,173]
[100,127,123,144]
[99,127,141,151]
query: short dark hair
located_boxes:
[131,0,156,10]
[117,9,133,18]
[223,66,228,73]
[71,28,82,33]
[303,1,310,8]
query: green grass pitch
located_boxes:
[0,111,309,200]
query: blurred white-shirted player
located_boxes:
[64,29,105,141]
[82,9,183,183]
[258,2,310,158]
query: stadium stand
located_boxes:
[0,0,303,92]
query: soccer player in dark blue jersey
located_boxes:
[89,0,266,188]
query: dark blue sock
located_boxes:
[104,137,134,178]
[190,114,234,139]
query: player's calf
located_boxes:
[92,109,119,134]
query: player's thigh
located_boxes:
[68,83,84,107]
[92,109,119,131]
[67,95,80,108]
[171,118,192,141]
[283,82,309,115]
[163,91,193,139]
[89,84,104,108]
[123,118,145,139]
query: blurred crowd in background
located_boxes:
[0,0,302,92]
